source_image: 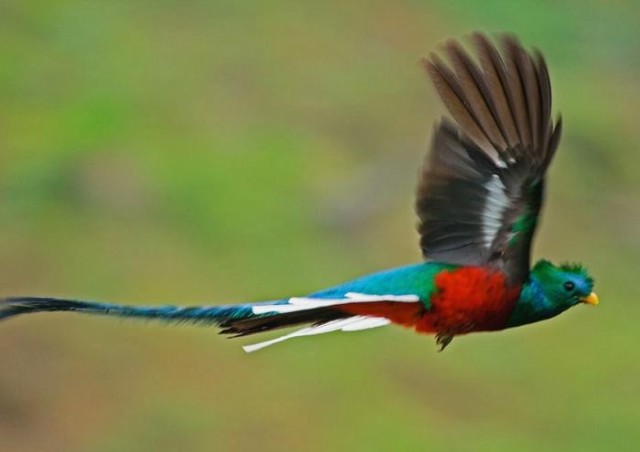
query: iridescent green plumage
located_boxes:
[0,33,597,352]
[507,260,596,328]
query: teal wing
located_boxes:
[416,33,562,285]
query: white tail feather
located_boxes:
[251,292,420,315]
[242,315,391,353]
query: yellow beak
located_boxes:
[581,292,599,306]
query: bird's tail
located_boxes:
[0,296,260,325]
[0,296,355,351]
[0,292,422,351]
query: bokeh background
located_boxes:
[1,1,639,451]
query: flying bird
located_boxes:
[0,33,598,352]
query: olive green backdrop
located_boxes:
[1,1,638,451]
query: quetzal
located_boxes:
[0,33,598,352]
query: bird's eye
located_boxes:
[563,281,575,292]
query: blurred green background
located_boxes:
[1,1,639,451]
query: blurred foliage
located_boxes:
[0,1,639,451]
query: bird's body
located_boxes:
[320,263,518,333]
[0,33,597,351]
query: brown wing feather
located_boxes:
[422,54,495,155]
[471,33,520,149]
[417,33,562,284]
[443,40,508,151]
[534,51,554,160]
[518,48,541,150]
[502,35,533,147]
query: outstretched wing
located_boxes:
[416,33,562,284]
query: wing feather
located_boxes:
[417,33,561,284]
[471,33,520,149]
[443,40,508,151]
[502,35,533,148]
[422,54,495,156]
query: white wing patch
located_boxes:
[242,316,391,353]
[251,292,420,315]
[482,174,510,248]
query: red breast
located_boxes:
[416,267,521,334]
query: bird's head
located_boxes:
[508,259,597,327]
[530,259,598,308]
